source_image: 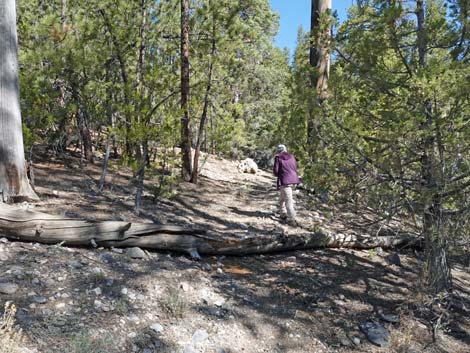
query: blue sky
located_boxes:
[270,0,354,52]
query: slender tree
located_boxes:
[181,0,192,180]
[0,0,37,202]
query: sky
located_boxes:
[270,0,355,52]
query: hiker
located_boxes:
[273,144,300,225]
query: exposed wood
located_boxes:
[0,0,38,202]
[0,204,418,258]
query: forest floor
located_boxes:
[1,148,469,353]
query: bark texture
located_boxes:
[180,0,193,180]
[0,203,417,258]
[0,0,38,202]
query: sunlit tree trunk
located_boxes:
[181,0,192,180]
[0,0,38,202]
[307,0,331,160]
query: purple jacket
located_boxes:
[273,152,300,189]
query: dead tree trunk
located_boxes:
[0,204,418,258]
[0,0,38,202]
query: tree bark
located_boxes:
[0,0,38,202]
[307,0,331,161]
[0,203,418,258]
[180,0,193,180]
[191,1,216,184]
[416,0,452,292]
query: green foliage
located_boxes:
[67,333,113,353]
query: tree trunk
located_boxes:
[76,108,93,163]
[191,2,215,184]
[180,0,192,180]
[0,203,418,258]
[0,0,38,202]
[416,0,452,292]
[135,0,149,213]
[307,0,331,161]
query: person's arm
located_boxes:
[273,156,279,176]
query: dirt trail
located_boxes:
[0,152,468,353]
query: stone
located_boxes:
[92,287,102,296]
[359,321,389,348]
[150,323,164,333]
[68,260,82,269]
[125,247,147,259]
[239,223,249,230]
[352,337,361,346]
[191,329,209,343]
[340,337,351,347]
[0,282,19,294]
[99,253,116,264]
[121,287,128,295]
[378,310,400,324]
[32,295,47,304]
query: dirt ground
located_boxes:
[0,149,469,353]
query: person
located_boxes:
[273,144,300,225]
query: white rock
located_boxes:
[150,323,164,333]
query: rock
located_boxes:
[111,247,124,254]
[67,260,82,269]
[340,337,351,347]
[352,336,361,346]
[150,323,164,333]
[125,247,147,259]
[32,278,40,285]
[32,295,47,304]
[121,287,128,295]
[216,349,228,353]
[378,310,400,324]
[385,253,401,266]
[94,300,103,309]
[238,158,258,174]
[92,287,102,296]
[359,321,389,348]
[0,282,19,294]
[191,329,209,343]
[99,253,116,264]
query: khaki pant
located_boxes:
[279,185,296,220]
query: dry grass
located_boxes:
[0,303,25,353]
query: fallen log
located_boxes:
[0,203,418,258]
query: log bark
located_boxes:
[0,203,418,258]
